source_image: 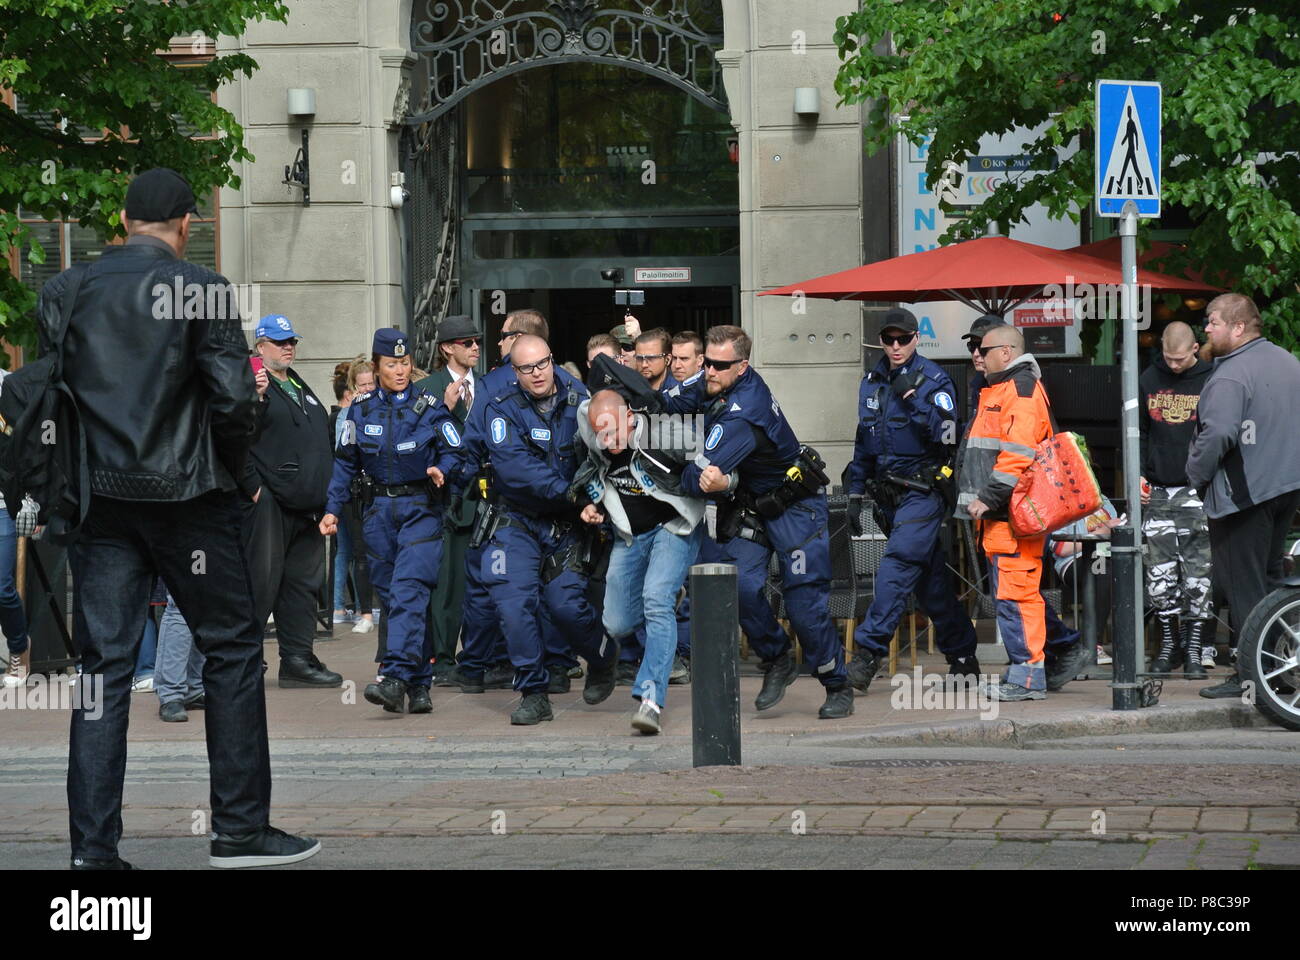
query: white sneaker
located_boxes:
[131,675,155,692]
[332,609,355,624]
[352,616,375,635]
[1201,646,1217,668]
[1095,645,1113,665]
[631,699,662,736]
[3,651,29,687]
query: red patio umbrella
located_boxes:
[760,236,1221,315]
[1067,237,1222,290]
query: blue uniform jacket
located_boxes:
[454,358,583,497]
[845,353,959,495]
[680,366,801,498]
[325,386,463,515]
[482,378,590,517]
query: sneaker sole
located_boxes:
[209,840,322,869]
[631,717,661,735]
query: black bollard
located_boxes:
[1110,525,1141,710]
[690,562,741,767]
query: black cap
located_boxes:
[124,168,198,222]
[963,314,1008,342]
[436,315,480,343]
[879,307,919,335]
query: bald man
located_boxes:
[1139,321,1216,677]
[573,389,704,734]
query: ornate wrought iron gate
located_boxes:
[402,1,727,362]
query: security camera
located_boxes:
[600,268,624,283]
[389,186,409,209]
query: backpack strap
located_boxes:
[49,265,88,377]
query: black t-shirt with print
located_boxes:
[607,448,676,534]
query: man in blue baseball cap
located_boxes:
[245,314,341,689]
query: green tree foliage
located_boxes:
[0,0,289,355]
[834,1,1300,350]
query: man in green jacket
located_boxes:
[414,315,481,683]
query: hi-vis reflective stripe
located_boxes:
[965,436,1039,459]
[992,470,1021,487]
[694,453,712,469]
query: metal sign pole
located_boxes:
[1112,199,1143,709]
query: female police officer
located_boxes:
[319,328,464,715]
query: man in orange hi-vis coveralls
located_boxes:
[955,325,1091,700]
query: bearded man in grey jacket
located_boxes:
[573,389,704,735]
[1186,292,1300,698]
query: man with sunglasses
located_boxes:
[245,314,342,690]
[676,325,853,719]
[962,314,1008,422]
[414,316,482,684]
[844,308,979,695]
[474,334,619,724]
[956,325,1090,700]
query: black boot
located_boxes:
[364,676,407,713]
[755,650,799,711]
[1182,618,1211,679]
[1149,614,1180,675]
[547,668,572,694]
[818,686,854,719]
[407,685,433,713]
[845,650,881,693]
[511,692,554,725]
[278,654,343,688]
[583,638,620,705]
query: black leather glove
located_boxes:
[891,369,926,399]
[847,494,864,536]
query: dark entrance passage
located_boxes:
[474,285,734,371]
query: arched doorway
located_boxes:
[403,0,737,369]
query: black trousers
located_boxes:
[1207,489,1300,646]
[242,492,324,661]
[68,491,271,858]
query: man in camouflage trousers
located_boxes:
[1139,322,1215,677]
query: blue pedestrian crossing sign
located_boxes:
[1095,79,1161,217]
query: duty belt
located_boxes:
[374,481,428,498]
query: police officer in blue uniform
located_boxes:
[844,308,979,691]
[320,328,463,714]
[474,334,619,725]
[677,325,853,720]
[453,312,584,695]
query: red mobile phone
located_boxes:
[250,357,264,374]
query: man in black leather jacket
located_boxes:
[244,314,340,688]
[42,168,319,870]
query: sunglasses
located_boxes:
[880,332,915,347]
[449,338,482,348]
[634,352,668,363]
[702,355,740,371]
[269,338,299,348]
[499,330,520,342]
[977,343,1012,358]
[513,355,553,375]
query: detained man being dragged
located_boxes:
[573,391,704,734]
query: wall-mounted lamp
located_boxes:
[283,88,314,205]
[794,87,820,118]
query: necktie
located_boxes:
[463,378,473,412]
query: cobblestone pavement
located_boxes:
[7,832,1300,870]
[4,638,1296,870]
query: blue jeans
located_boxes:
[0,510,29,655]
[603,524,703,708]
[155,594,204,705]
[333,518,353,610]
